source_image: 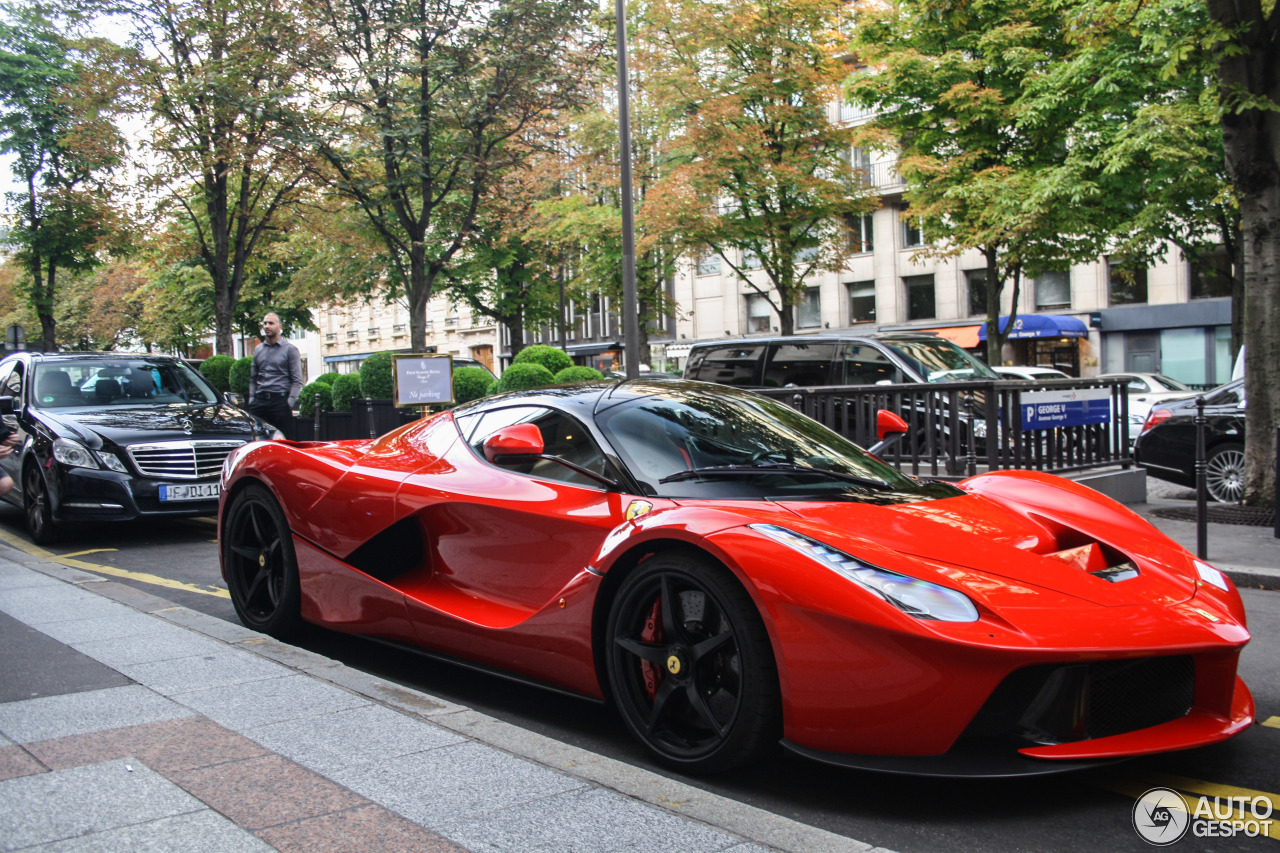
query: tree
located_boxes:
[0,1,125,351]
[304,0,600,352]
[1204,0,1280,505]
[120,0,315,355]
[640,0,874,336]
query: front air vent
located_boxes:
[128,440,245,479]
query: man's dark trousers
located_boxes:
[248,392,294,440]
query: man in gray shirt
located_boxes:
[248,312,303,439]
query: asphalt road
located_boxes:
[1,506,1277,853]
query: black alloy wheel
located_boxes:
[606,552,780,774]
[1205,443,1245,505]
[23,463,59,545]
[222,483,303,638]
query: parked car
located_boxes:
[219,378,1251,776]
[1134,378,1245,504]
[684,332,1001,388]
[993,365,1071,382]
[0,352,279,543]
[452,356,496,380]
[1095,372,1197,444]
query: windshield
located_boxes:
[883,338,999,383]
[598,385,960,502]
[32,359,220,409]
[1151,374,1191,391]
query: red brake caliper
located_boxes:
[640,596,663,700]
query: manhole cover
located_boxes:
[1149,505,1275,527]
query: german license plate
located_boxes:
[159,482,220,502]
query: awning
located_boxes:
[925,325,981,349]
[978,314,1089,341]
[566,341,621,356]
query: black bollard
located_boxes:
[1195,396,1207,559]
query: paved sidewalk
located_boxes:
[0,548,887,853]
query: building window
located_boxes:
[845,212,873,254]
[1034,270,1071,309]
[848,281,876,323]
[1189,249,1233,300]
[747,294,773,332]
[904,274,935,320]
[965,269,988,316]
[697,252,722,276]
[797,287,821,329]
[1107,257,1148,305]
[742,248,762,270]
[901,211,925,248]
[796,244,819,264]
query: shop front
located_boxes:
[978,314,1090,376]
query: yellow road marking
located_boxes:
[59,549,117,558]
[1263,716,1280,730]
[0,528,230,599]
[1099,772,1278,841]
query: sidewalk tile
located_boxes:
[0,685,194,744]
[172,673,368,730]
[27,716,268,774]
[256,803,468,853]
[0,744,46,782]
[27,810,275,853]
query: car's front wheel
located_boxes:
[23,463,60,545]
[606,551,780,773]
[222,482,303,638]
[1206,443,1245,504]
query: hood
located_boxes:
[767,493,1195,608]
[35,402,262,450]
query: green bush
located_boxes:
[512,345,572,376]
[331,373,363,412]
[453,366,494,404]
[228,356,253,397]
[314,372,339,386]
[199,354,235,393]
[490,363,555,394]
[553,365,604,384]
[298,382,333,417]
[360,351,394,399]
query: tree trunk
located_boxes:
[1240,183,1279,505]
[38,262,56,353]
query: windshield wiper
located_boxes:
[659,463,890,490]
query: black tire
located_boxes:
[1205,443,1245,505]
[23,463,60,545]
[222,483,304,638]
[605,552,781,773]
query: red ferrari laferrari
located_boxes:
[217,379,1253,775]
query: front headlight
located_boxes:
[52,438,100,470]
[750,523,980,622]
[99,452,129,473]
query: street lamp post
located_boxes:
[615,0,640,379]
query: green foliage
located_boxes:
[330,373,362,412]
[229,356,253,396]
[513,345,572,375]
[313,372,339,386]
[359,351,394,399]
[199,354,235,392]
[490,363,555,394]
[553,365,604,383]
[453,366,494,404]
[298,382,332,417]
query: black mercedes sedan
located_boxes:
[0,352,280,543]
[1133,378,1245,504]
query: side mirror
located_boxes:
[483,423,544,464]
[876,409,909,442]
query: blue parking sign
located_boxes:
[1021,388,1112,430]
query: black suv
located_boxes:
[0,352,276,543]
[684,333,1001,388]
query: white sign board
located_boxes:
[392,354,454,407]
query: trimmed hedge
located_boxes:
[453,366,494,404]
[229,356,253,397]
[314,372,339,386]
[553,365,604,384]
[512,345,572,376]
[330,373,363,412]
[490,363,555,394]
[360,351,394,399]
[298,382,333,417]
[199,354,235,392]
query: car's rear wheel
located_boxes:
[222,483,303,638]
[1206,443,1245,504]
[23,464,60,545]
[606,552,780,773]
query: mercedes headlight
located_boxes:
[52,438,99,469]
[750,523,979,622]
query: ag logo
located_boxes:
[1133,787,1191,845]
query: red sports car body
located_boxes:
[218,380,1252,775]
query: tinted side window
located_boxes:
[842,345,904,385]
[0,362,21,399]
[468,405,611,488]
[685,345,765,386]
[762,343,836,387]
